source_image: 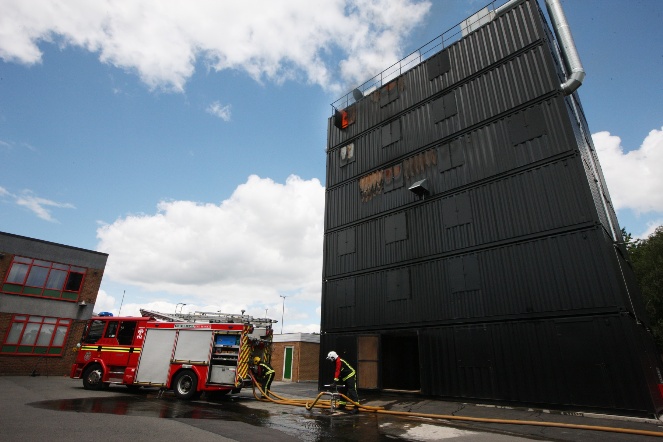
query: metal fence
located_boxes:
[330,0,499,113]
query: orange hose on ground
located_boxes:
[246,373,663,438]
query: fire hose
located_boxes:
[248,373,663,438]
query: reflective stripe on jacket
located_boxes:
[259,362,275,376]
[334,358,356,381]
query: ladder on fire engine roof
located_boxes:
[139,309,277,327]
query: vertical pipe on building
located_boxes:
[494,0,585,95]
[544,0,586,95]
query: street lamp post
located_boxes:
[280,295,287,334]
[175,303,186,314]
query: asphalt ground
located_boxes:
[2,375,663,441]
[279,381,663,440]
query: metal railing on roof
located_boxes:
[331,0,500,113]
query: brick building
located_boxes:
[0,231,107,376]
[270,333,319,382]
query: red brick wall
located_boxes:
[297,342,319,381]
[270,341,319,382]
[78,268,104,306]
[0,253,9,288]
[270,343,285,380]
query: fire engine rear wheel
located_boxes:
[82,364,106,390]
[173,370,199,400]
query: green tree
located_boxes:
[626,226,663,349]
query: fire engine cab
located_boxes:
[70,309,275,399]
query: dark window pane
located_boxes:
[65,272,84,292]
[117,322,138,345]
[105,321,119,338]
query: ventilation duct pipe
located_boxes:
[495,0,585,95]
[544,0,585,94]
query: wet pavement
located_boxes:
[2,376,663,441]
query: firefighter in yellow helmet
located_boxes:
[252,356,275,397]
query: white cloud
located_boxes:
[0,138,36,152]
[0,0,431,93]
[93,289,116,314]
[15,191,75,222]
[638,220,663,240]
[96,296,312,333]
[593,126,663,214]
[206,101,231,122]
[96,174,325,315]
[0,187,75,222]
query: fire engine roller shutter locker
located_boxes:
[173,330,214,363]
[134,329,176,385]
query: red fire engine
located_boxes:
[70,309,274,399]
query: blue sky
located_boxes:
[1,0,662,332]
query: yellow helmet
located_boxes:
[253,356,261,364]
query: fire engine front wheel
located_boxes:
[82,364,108,390]
[173,370,200,400]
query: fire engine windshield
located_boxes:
[83,319,105,344]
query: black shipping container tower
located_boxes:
[320,0,663,417]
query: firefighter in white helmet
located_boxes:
[327,351,359,414]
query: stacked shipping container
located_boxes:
[321,0,663,416]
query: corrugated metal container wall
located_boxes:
[323,226,635,331]
[325,95,585,231]
[320,314,663,416]
[321,0,663,416]
[419,314,660,414]
[325,154,598,278]
[326,45,560,191]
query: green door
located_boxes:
[283,346,294,380]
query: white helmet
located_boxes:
[327,351,338,360]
